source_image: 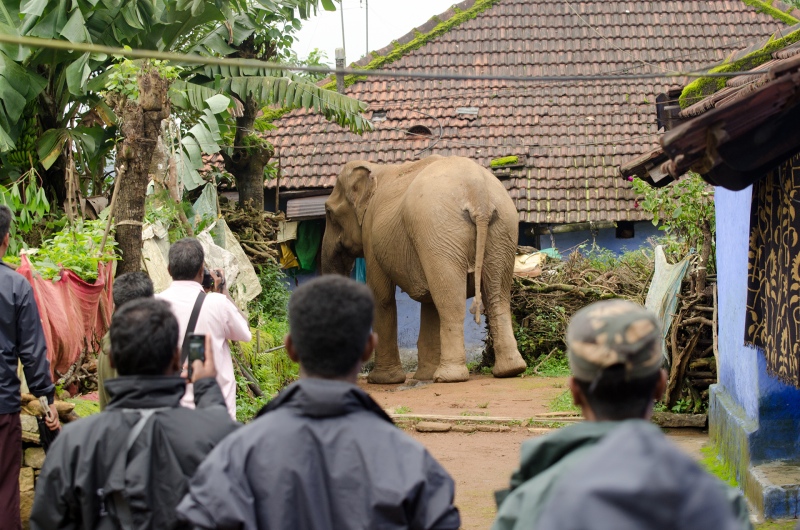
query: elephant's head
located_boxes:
[321,161,376,276]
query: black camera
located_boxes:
[202,268,215,290]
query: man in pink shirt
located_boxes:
[156,238,251,419]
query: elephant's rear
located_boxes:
[404,156,518,284]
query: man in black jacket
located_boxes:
[30,298,239,529]
[177,275,461,530]
[0,205,59,530]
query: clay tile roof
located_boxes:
[266,0,781,224]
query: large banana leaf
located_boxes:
[176,93,232,191]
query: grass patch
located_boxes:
[65,398,100,418]
[527,420,567,428]
[460,411,489,416]
[548,390,580,414]
[699,446,739,488]
[394,405,412,414]
[755,521,800,529]
[477,402,489,409]
[524,352,571,377]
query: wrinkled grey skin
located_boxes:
[322,155,526,383]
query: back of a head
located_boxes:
[113,271,154,308]
[289,275,374,378]
[566,299,663,420]
[0,204,10,241]
[111,298,178,376]
[168,238,204,281]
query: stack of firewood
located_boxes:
[221,200,283,265]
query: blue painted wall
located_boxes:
[715,186,800,463]
[715,186,760,419]
[539,221,661,256]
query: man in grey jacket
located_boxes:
[177,275,461,530]
[30,298,239,529]
[493,299,750,530]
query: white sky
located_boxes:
[291,0,458,65]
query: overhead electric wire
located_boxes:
[0,33,771,83]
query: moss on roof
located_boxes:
[490,156,519,167]
[679,25,800,108]
[742,0,799,25]
[322,0,501,91]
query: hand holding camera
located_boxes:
[202,268,226,294]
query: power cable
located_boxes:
[0,34,772,83]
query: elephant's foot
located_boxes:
[413,364,437,381]
[492,353,527,378]
[433,364,470,383]
[367,365,407,384]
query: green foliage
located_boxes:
[671,398,692,414]
[249,262,291,325]
[680,25,800,108]
[236,261,294,422]
[235,319,297,423]
[523,352,571,377]
[394,405,412,414]
[548,390,580,413]
[741,0,799,24]
[281,48,330,81]
[632,173,715,270]
[0,170,50,255]
[490,156,519,167]
[144,191,191,243]
[22,219,118,282]
[105,59,182,101]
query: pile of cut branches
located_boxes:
[507,250,654,366]
[664,275,717,413]
[221,201,283,265]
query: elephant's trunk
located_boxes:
[321,236,356,277]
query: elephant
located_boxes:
[321,155,527,383]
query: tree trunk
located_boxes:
[114,69,170,276]
[224,96,273,210]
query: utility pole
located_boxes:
[365,0,369,55]
[335,48,345,94]
[339,0,346,59]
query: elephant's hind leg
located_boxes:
[482,228,527,378]
[414,302,441,381]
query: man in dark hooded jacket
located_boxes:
[493,299,750,530]
[30,298,239,530]
[177,275,461,530]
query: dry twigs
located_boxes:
[221,201,283,265]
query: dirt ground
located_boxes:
[359,374,709,530]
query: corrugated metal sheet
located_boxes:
[286,194,330,220]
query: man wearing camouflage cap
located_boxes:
[492,299,751,530]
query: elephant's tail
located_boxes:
[469,213,490,324]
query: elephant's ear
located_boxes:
[347,164,376,226]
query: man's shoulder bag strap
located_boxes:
[114,408,170,530]
[180,291,206,367]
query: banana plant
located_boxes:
[0,0,364,209]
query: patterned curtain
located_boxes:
[745,154,800,387]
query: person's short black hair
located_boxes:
[110,298,178,376]
[113,271,154,309]
[168,238,205,281]
[574,365,662,420]
[0,204,10,242]
[289,275,374,377]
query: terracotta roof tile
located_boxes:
[266,0,780,223]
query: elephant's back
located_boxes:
[407,156,517,220]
